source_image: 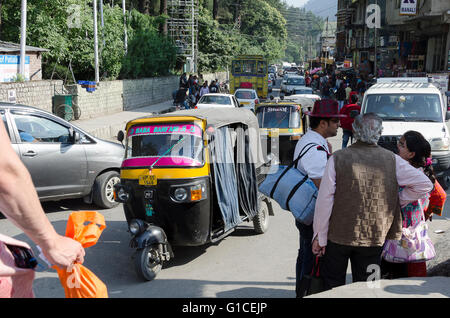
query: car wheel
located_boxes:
[93,171,120,209]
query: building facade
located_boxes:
[337,0,450,79]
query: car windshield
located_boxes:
[198,95,232,105]
[293,88,313,94]
[363,94,442,122]
[287,78,305,85]
[256,106,300,128]
[124,123,204,167]
[235,91,256,99]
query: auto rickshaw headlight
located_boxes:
[129,219,145,235]
[171,181,207,203]
[174,188,188,201]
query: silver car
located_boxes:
[0,102,124,208]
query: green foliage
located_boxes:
[0,0,176,81]
[121,28,177,78]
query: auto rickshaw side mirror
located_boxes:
[349,110,360,118]
[117,130,125,143]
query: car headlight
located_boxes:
[430,137,450,151]
[129,219,145,235]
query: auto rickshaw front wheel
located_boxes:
[253,200,270,234]
[134,245,163,281]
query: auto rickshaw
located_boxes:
[255,98,306,165]
[114,108,273,281]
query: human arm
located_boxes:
[0,120,84,268]
[395,155,434,207]
[312,156,336,254]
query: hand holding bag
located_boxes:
[382,202,436,263]
[297,256,325,298]
[259,142,324,225]
[53,211,108,298]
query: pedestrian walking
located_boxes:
[179,73,188,90]
[209,80,219,93]
[200,81,209,97]
[292,99,344,297]
[339,94,360,148]
[381,131,437,279]
[0,120,85,298]
[312,113,433,291]
[336,82,346,111]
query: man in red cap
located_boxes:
[293,99,345,297]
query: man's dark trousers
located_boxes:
[321,240,383,291]
[295,220,314,297]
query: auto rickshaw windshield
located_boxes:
[124,122,204,168]
[256,106,301,129]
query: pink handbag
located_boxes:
[381,203,436,263]
[0,233,35,298]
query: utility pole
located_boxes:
[123,0,128,54]
[374,0,378,77]
[93,0,99,83]
[20,0,27,79]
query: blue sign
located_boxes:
[0,55,30,65]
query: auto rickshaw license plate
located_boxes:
[139,174,157,186]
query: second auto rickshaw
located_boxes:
[114,108,273,281]
[255,98,306,165]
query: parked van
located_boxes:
[361,77,450,188]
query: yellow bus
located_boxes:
[230,55,268,99]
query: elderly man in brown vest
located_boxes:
[312,113,433,290]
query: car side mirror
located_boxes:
[69,128,80,143]
[350,110,360,118]
[117,130,125,143]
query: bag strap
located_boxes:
[269,142,318,198]
[311,256,321,277]
[285,175,309,211]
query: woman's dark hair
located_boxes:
[403,130,435,184]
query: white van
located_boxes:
[361,77,450,188]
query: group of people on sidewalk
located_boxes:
[174,73,221,109]
[294,98,442,297]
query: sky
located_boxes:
[283,0,310,8]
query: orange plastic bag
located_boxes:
[53,211,108,298]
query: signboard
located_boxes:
[400,0,417,16]
[0,55,30,82]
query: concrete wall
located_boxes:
[0,80,63,113]
[0,71,228,120]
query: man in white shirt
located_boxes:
[293,99,345,297]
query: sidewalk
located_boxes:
[71,100,175,142]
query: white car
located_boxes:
[196,93,240,109]
[290,87,321,103]
[234,89,260,112]
[361,77,450,188]
[281,75,306,95]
